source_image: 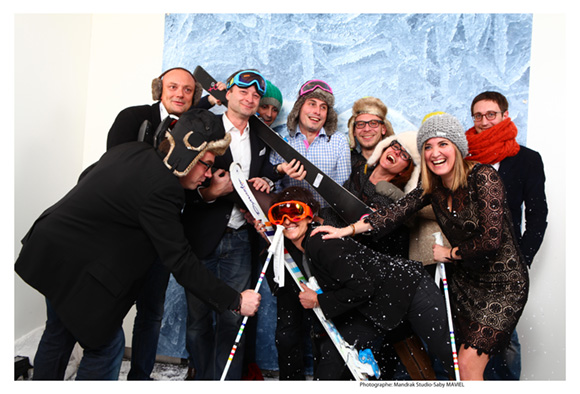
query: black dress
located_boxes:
[366,164,529,355]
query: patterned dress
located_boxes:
[366,164,529,355]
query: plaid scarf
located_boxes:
[465,117,520,164]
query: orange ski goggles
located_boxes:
[267,200,313,225]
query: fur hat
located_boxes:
[347,97,394,149]
[367,130,421,194]
[151,67,203,108]
[286,81,338,136]
[158,108,231,177]
[417,113,468,158]
[260,80,283,111]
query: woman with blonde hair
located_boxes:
[313,113,529,380]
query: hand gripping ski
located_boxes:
[193,65,372,224]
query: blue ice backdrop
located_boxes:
[157,13,532,370]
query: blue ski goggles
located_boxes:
[226,70,267,96]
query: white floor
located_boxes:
[15,327,281,381]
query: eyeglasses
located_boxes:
[387,141,411,161]
[268,200,313,225]
[472,111,501,122]
[354,119,384,129]
[227,70,267,96]
[299,79,333,97]
[197,159,213,172]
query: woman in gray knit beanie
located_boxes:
[416,112,471,193]
[312,112,530,381]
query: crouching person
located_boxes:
[260,186,454,380]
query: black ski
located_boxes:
[193,65,372,224]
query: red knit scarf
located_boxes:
[465,117,520,164]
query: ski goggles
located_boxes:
[226,70,267,96]
[268,200,313,225]
[299,79,333,97]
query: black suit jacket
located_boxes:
[106,102,162,150]
[498,145,548,266]
[182,114,280,258]
[15,142,239,348]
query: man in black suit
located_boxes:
[181,69,284,380]
[465,91,548,380]
[98,67,226,380]
[105,67,221,149]
[15,108,261,380]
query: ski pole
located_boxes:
[220,226,285,381]
[433,232,460,381]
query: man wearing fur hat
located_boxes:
[14,108,261,380]
[270,79,351,210]
[347,96,395,168]
[268,79,350,380]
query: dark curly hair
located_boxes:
[270,186,321,217]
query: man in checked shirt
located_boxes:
[268,79,351,380]
[270,79,351,219]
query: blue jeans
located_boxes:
[484,330,521,380]
[33,300,125,380]
[127,259,170,380]
[185,227,252,380]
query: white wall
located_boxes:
[13,14,165,341]
[14,14,94,339]
[12,13,567,380]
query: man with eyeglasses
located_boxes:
[180,69,285,380]
[466,91,548,380]
[271,80,351,210]
[347,96,395,168]
[268,79,351,380]
[15,109,261,380]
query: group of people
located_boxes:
[14,65,548,382]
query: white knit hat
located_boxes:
[367,130,421,194]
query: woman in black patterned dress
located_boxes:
[312,113,529,380]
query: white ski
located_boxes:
[229,162,380,380]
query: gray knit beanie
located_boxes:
[417,113,468,157]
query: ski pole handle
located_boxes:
[220,248,275,381]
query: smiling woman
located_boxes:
[312,113,530,380]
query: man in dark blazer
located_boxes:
[99,67,227,380]
[105,67,222,149]
[14,108,261,380]
[181,70,285,380]
[466,91,548,380]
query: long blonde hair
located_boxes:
[420,143,477,195]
